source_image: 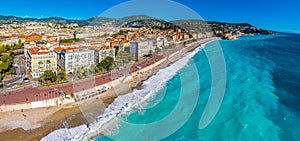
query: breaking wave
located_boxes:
[41,43,208,141]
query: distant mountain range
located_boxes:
[0,15,85,25]
[0,14,273,34]
[86,15,154,26]
[0,15,155,26]
[172,20,273,34]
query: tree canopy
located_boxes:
[38,70,57,85]
[97,56,115,72]
[0,55,14,77]
[59,38,83,43]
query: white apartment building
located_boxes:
[57,47,95,74]
[94,46,115,64]
[130,38,158,57]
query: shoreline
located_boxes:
[0,37,218,141]
[42,37,219,141]
[91,39,219,140]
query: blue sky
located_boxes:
[0,0,299,33]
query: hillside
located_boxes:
[121,19,183,30]
[171,20,212,33]
[172,20,273,34]
[86,15,154,26]
[0,15,86,25]
[0,14,273,34]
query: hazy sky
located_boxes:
[0,0,299,33]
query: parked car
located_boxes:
[23,78,29,82]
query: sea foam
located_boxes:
[41,44,206,141]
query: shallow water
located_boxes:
[97,33,300,141]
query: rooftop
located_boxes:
[27,47,53,55]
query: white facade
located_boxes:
[130,38,158,57]
[58,48,95,74]
[1,37,22,45]
[94,47,115,64]
[130,41,138,53]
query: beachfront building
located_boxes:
[119,40,131,51]
[130,39,148,57]
[148,37,157,51]
[156,36,165,48]
[137,39,149,56]
[130,38,158,57]
[25,47,58,78]
[129,41,138,53]
[130,41,139,61]
[94,46,116,64]
[57,47,95,74]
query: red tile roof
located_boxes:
[0,47,177,106]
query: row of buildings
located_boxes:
[24,34,180,78]
[15,22,192,78]
[0,21,115,46]
[25,44,116,77]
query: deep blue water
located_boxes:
[97,33,300,141]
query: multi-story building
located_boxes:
[25,47,57,78]
[56,47,95,74]
[129,41,138,53]
[148,37,157,51]
[0,36,21,45]
[156,36,167,48]
[120,40,131,51]
[94,46,115,64]
[129,41,139,61]
[130,39,153,57]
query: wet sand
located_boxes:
[0,38,216,141]
[0,70,149,141]
[0,89,127,141]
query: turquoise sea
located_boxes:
[97,33,300,141]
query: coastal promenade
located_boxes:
[0,56,163,112]
[0,37,218,141]
[0,37,217,112]
[41,37,219,141]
